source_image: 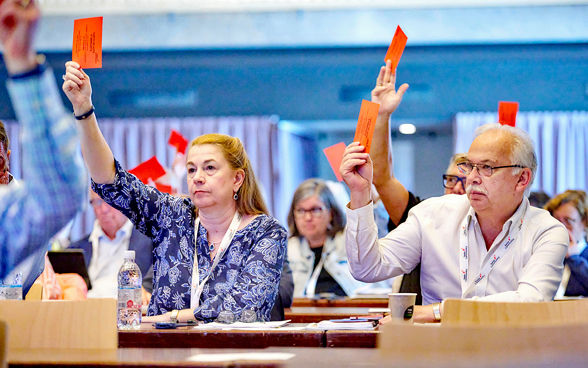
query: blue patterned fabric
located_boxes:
[92,160,287,322]
[0,68,87,280]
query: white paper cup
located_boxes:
[388,293,417,324]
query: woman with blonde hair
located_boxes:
[62,61,287,322]
[545,190,588,297]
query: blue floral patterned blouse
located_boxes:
[92,160,287,322]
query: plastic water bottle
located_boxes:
[117,250,142,330]
[0,269,23,300]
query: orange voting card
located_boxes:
[168,130,189,154]
[498,101,519,127]
[323,142,347,182]
[353,100,380,154]
[72,17,103,69]
[384,26,408,71]
[129,156,166,184]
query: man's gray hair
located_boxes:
[473,123,537,196]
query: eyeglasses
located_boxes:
[443,175,466,189]
[90,198,106,207]
[457,162,525,177]
[294,206,326,218]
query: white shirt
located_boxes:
[345,194,568,305]
[87,219,133,299]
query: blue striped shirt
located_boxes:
[0,67,87,279]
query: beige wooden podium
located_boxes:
[0,299,117,350]
[442,298,588,326]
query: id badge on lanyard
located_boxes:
[459,211,525,299]
[191,212,242,310]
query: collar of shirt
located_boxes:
[465,196,528,254]
[87,219,134,299]
[89,218,133,245]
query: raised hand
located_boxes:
[371,60,409,116]
[0,0,40,74]
[62,61,93,116]
[340,142,372,208]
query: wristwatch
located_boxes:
[170,309,180,324]
[432,302,442,322]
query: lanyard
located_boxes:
[191,211,242,310]
[305,254,325,297]
[459,204,526,298]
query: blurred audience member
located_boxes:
[0,0,87,285]
[288,178,390,297]
[69,190,154,301]
[545,190,588,297]
[529,191,551,208]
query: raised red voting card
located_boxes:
[498,101,519,127]
[353,100,380,154]
[323,142,347,181]
[73,17,103,69]
[384,26,408,71]
[129,156,166,184]
[168,130,189,154]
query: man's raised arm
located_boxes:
[370,60,410,226]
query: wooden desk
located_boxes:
[8,348,280,367]
[325,329,378,348]
[284,307,371,323]
[11,345,587,368]
[292,297,388,308]
[119,323,324,349]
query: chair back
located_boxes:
[442,298,588,326]
[0,299,117,350]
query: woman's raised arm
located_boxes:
[62,61,115,184]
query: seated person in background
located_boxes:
[0,121,14,185]
[529,191,551,208]
[0,0,87,280]
[288,178,390,297]
[342,121,568,323]
[69,190,154,301]
[62,62,287,323]
[369,60,468,304]
[545,190,588,297]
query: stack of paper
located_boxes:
[307,320,377,330]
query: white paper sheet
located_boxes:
[195,320,290,330]
[187,352,295,362]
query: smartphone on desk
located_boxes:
[153,320,198,329]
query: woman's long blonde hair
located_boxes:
[189,133,269,216]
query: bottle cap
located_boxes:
[124,250,136,259]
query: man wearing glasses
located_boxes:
[342,121,568,323]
